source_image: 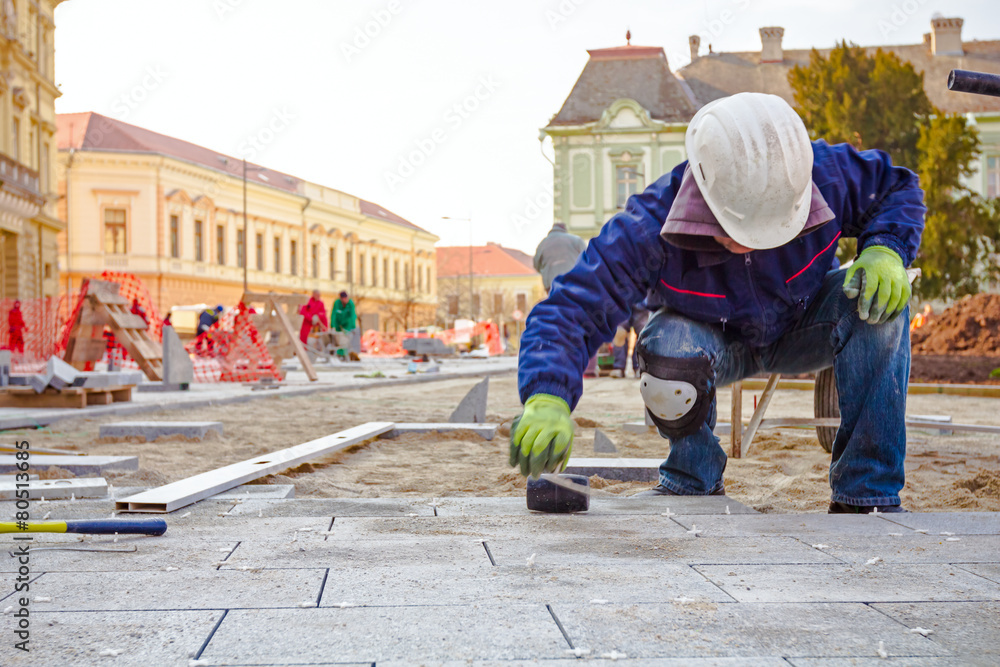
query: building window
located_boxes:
[516,293,527,313]
[255,233,264,270]
[493,292,504,314]
[359,253,365,286]
[290,240,298,275]
[371,256,378,286]
[40,141,49,192]
[426,267,432,293]
[383,258,389,288]
[216,225,226,265]
[274,237,281,273]
[447,295,459,316]
[170,215,180,258]
[394,260,400,290]
[988,156,1000,198]
[236,229,245,268]
[471,293,481,318]
[311,244,319,278]
[616,166,642,209]
[104,208,127,254]
[11,116,19,161]
[416,264,422,292]
[329,247,336,280]
[194,220,204,262]
[347,251,354,284]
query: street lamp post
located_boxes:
[442,216,474,321]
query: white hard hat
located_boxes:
[685,93,814,250]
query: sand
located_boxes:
[14,374,1000,513]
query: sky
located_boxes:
[53,0,1000,254]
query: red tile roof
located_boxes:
[57,112,430,234]
[436,244,540,278]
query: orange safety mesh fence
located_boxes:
[0,296,69,373]
[362,321,505,357]
[184,302,282,383]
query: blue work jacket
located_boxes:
[518,140,926,408]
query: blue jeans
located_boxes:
[637,269,910,507]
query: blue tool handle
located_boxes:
[64,518,168,535]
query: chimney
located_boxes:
[931,16,964,56]
[759,26,785,63]
[922,32,932,51]
[689,35,701,61]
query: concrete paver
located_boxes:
[694,563,1000,603]
[199,604,569,663]
[27,568,327,611]
[877,512,1000,535]
[221,536,491,569]
[433,495,756,516]
[788,659,975,666]
[485,535,842,566]
[228,497,435,517]
[2,610,222,667]
[818,534,1000,564]
[871,601,1000,658]
[957,563,1000,584]
[552,602,941,659]
[669,513,916,537]
[0,536,237,573]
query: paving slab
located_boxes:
[956,563,1000,585]
[324,515,692,541]
[226,497,434,518]
[304,561,731,606]
[199,604,569,663]
[0,536,238,573]
[433,495,756,516]
[377,660,791,667]
[2,610,223,667]
[181,516,331,541]
[449,377,489,423]
[877,512,1000,535]
[694,563,1000,603]
[0,476,107,500]
[551,601,940,659]
[387,422,499,440]
[818,534,1000,564]
[872,601,1000,658]
[98,420,223,441]
[788,659,975,666]
[668,513,912,537]
[485,535,842,567]
[221,536,492,569]
[209,484,295,500]
[29,568,328,611]
[565,457,662,482]
[592,429,617,453]
[0,454,137,475]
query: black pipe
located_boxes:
[948,69,1000,98]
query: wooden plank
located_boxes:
[740,377,1000,399]
[66,336,108,362]
[116,422,395,513]
[741,373,781,456]
[106,310,149,330]
[0,478,108,500]
[730,381,742,458]
[269,296,317,382]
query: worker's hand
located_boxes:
[843,246,911,325]
[509,393,574,478]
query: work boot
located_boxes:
[828,501,908,514]
[632,484,725,497]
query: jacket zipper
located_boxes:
[745,253,767,339]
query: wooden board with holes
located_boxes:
[241,292,317,381]
[0,384,134,409]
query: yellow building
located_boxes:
[0,0,63,299]
[56,113,439,331]
[435,243,544,341]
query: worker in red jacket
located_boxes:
[299,290,328,346]
[7,300,26,354]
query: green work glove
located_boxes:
[509,393,574,479]
[843,246,911,325]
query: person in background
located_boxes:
[7,300,26,355]
[197,305,224,354]
[299,290,328,346]
[611,306,650,378]
[534,223,592,374]
[331,291,359,360]
[130,298,148,329]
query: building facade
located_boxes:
[56,113,438,330]
[544,18,1000,237]
[0,0,63,300]
[436,243,544,342]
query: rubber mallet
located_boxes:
[526,473,590,513]
[0,518,167,535]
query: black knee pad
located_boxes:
[636,349,715,440]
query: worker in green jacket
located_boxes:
[331,291,358,359]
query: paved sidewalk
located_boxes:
[0,356,516,431]
[1,494,998,665]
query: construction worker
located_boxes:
[511,93,924,514]
[331,291,359,360]
[534,222,587,293]
[298,290,328,347]
[196,305,224,354]
[6,300,26,355]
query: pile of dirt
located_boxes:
[909,355,1000,385]
[911,293,1000,356]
